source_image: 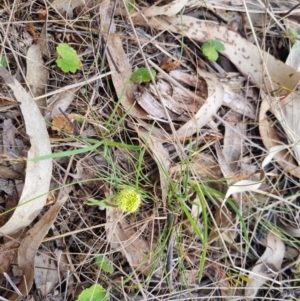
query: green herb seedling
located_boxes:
[56,43,81,73]
[201,39,225,61]
[95,256,114,274]
[127,0,135,13]
[286,28,299,47]
[0,56,8,68]
[131,67,156,83]
[76,284,108,301]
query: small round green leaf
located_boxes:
[131,67,156,83]
[76,284,108,301]
[95,256,114,274]
[56,43,81,73]
[201,39,225,61]
[0,56,8,68]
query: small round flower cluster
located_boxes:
[115,187,141,213]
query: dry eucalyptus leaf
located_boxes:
[34,252,59,296]
[51,0,85,18]
[13,196,68,301]
[0,67,52,237]
[46,88,76,119]
[259,97,300,178]
[26,44,48,115]
[187,0,299,14]
[135,87,185,121]
[106,34,148,119]
[258,40,300,178]
[245,233,285,300]
[51,114,74,133]
[176,68,223,139]
[143,0,188,17]
[222,112,246,176]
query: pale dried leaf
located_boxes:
[51,0,85,17]
[34,252,59,296]
[148,80,200,117]
[170,70,255,118]
[143,0,188,17]
[46,88,76,119]
[26,44,48,115]
[224,179,262,203]
[13,196,68,301]
[245,233,285,300]
[222,112,246,176]
[187,0,299,14]
[269,41,300,167]
[38,23,50,58]
[0,67,52,236]
[259,97,300,178]
[220,74,255,119]
[176,69,223,138]
[135,87,185,121]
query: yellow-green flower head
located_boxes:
[115,187,141,213]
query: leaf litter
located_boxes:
[1,0,300,300]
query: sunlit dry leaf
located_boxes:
[222,112,246,176]
[143,0,189,17]
[186,0,298,14]
[46,88,76,119]
[51,0,85,18]
[160,59,181,71]
[13,196,68,301]
[245,233,285,300]
[51,114,73,133]
[148,79,201,116]
[0,67,52,237]
[259,97,300,178]
[38,23,50,58]
[34,252,59,296]
[176,68,223,139]
[26,44,48,115]
[135,82,197,122]
[259,40,300,178]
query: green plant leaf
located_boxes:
[131,67,156,83]
[127,0,135,13]
[0,56,8,68]
[56,43,81,73]
[95,256,114,274]
[201,39,225,61]
[286,27,299,46]
[76,284,108,301]
[29,139,140,162]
